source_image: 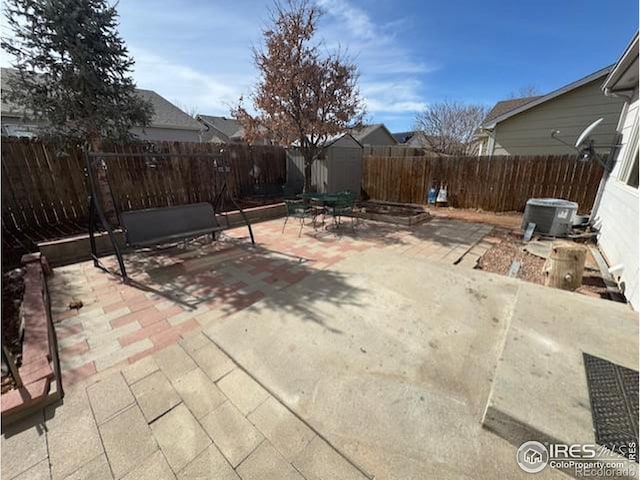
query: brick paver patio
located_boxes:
[3,215,493,480]
[2,333,368,479]
[48,217,492,386]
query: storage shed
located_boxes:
[286,133,363,194]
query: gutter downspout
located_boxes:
[589,89,634,224]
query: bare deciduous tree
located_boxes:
[233,0,365,192]
[414,100,489,155]
[507,84,541,99]
[174,101,200,118]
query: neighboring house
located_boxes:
[349,124,397,146]
[392,130,432,147]
[129,89,204,142]
[196,114,273,145]
[592,33,639,310]
[471,96,540,155]
[475,66,626,156]
[1,67,203,142]
[1,68,44,137]
[287,133,363,194]
[196,115,244,143]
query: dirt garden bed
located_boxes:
[476,231,621,301]
[1,268,26,394]
[354,200,431,226]
[1,254,62,425]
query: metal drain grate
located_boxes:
[583,353,639,461]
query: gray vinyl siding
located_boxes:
[359,128,397,146]
[130,126,202,143]
[491,79,625,155]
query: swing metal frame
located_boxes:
[85,150,255,282]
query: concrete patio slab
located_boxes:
[99,405,158,478]
[150,403,211,472]
[12,459,50,480]
[63,454,112,480]
[190,342,235,382]
[44,390,103,480]
[292,436,369,480]
[172,368,226,419]
[1,413,48,480]
[247,396,316,462]
[179,332,211,354]
[122,356,159,385]
[237,441,304,480]
[204,249,568,479]
[86,373,135,424]
[217,368,270,415]
[176,445,239,480]
[122,450,174,480]
[130,370,181,422]
[483,281,639,477]
[153,344,197,382]
[200,401,264,467]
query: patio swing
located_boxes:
[86,149,255,282]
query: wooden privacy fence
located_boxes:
[2,139,286,265]
[362,154,604,214]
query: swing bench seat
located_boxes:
[120,203,223,248]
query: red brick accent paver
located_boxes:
[119,320,170,347]
[56,323,84,339]
[62,362,97,385]
[60,340,90,358]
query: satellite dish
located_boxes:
[575,118,603,149]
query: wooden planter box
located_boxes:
[1,253,63,426]
[352,200,431,226]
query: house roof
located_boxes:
[481,96,541,127]
[197,115,243,139]
[392,131,416,144]
[135,89,202,131]
[482,65,614,129]
[602,32,639,94]
[1,68,201,131]
[349,123,396,144]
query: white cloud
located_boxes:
[2,0,432,125]
[360,79,427,113]
[129,46,253,115]
[315,0,431,117]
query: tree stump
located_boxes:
[543,241,587,291]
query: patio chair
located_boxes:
[282,199,314,237]
[328,192,357,232]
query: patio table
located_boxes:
[297,192,356,230]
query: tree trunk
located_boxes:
[543,241,587,291]
[88,132,118,226]
[303,154,312,193]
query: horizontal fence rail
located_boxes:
[362,154,604,214]
[2,138,286,268]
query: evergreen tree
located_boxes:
[2,0,153,148]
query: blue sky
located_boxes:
[5,1,639,132]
